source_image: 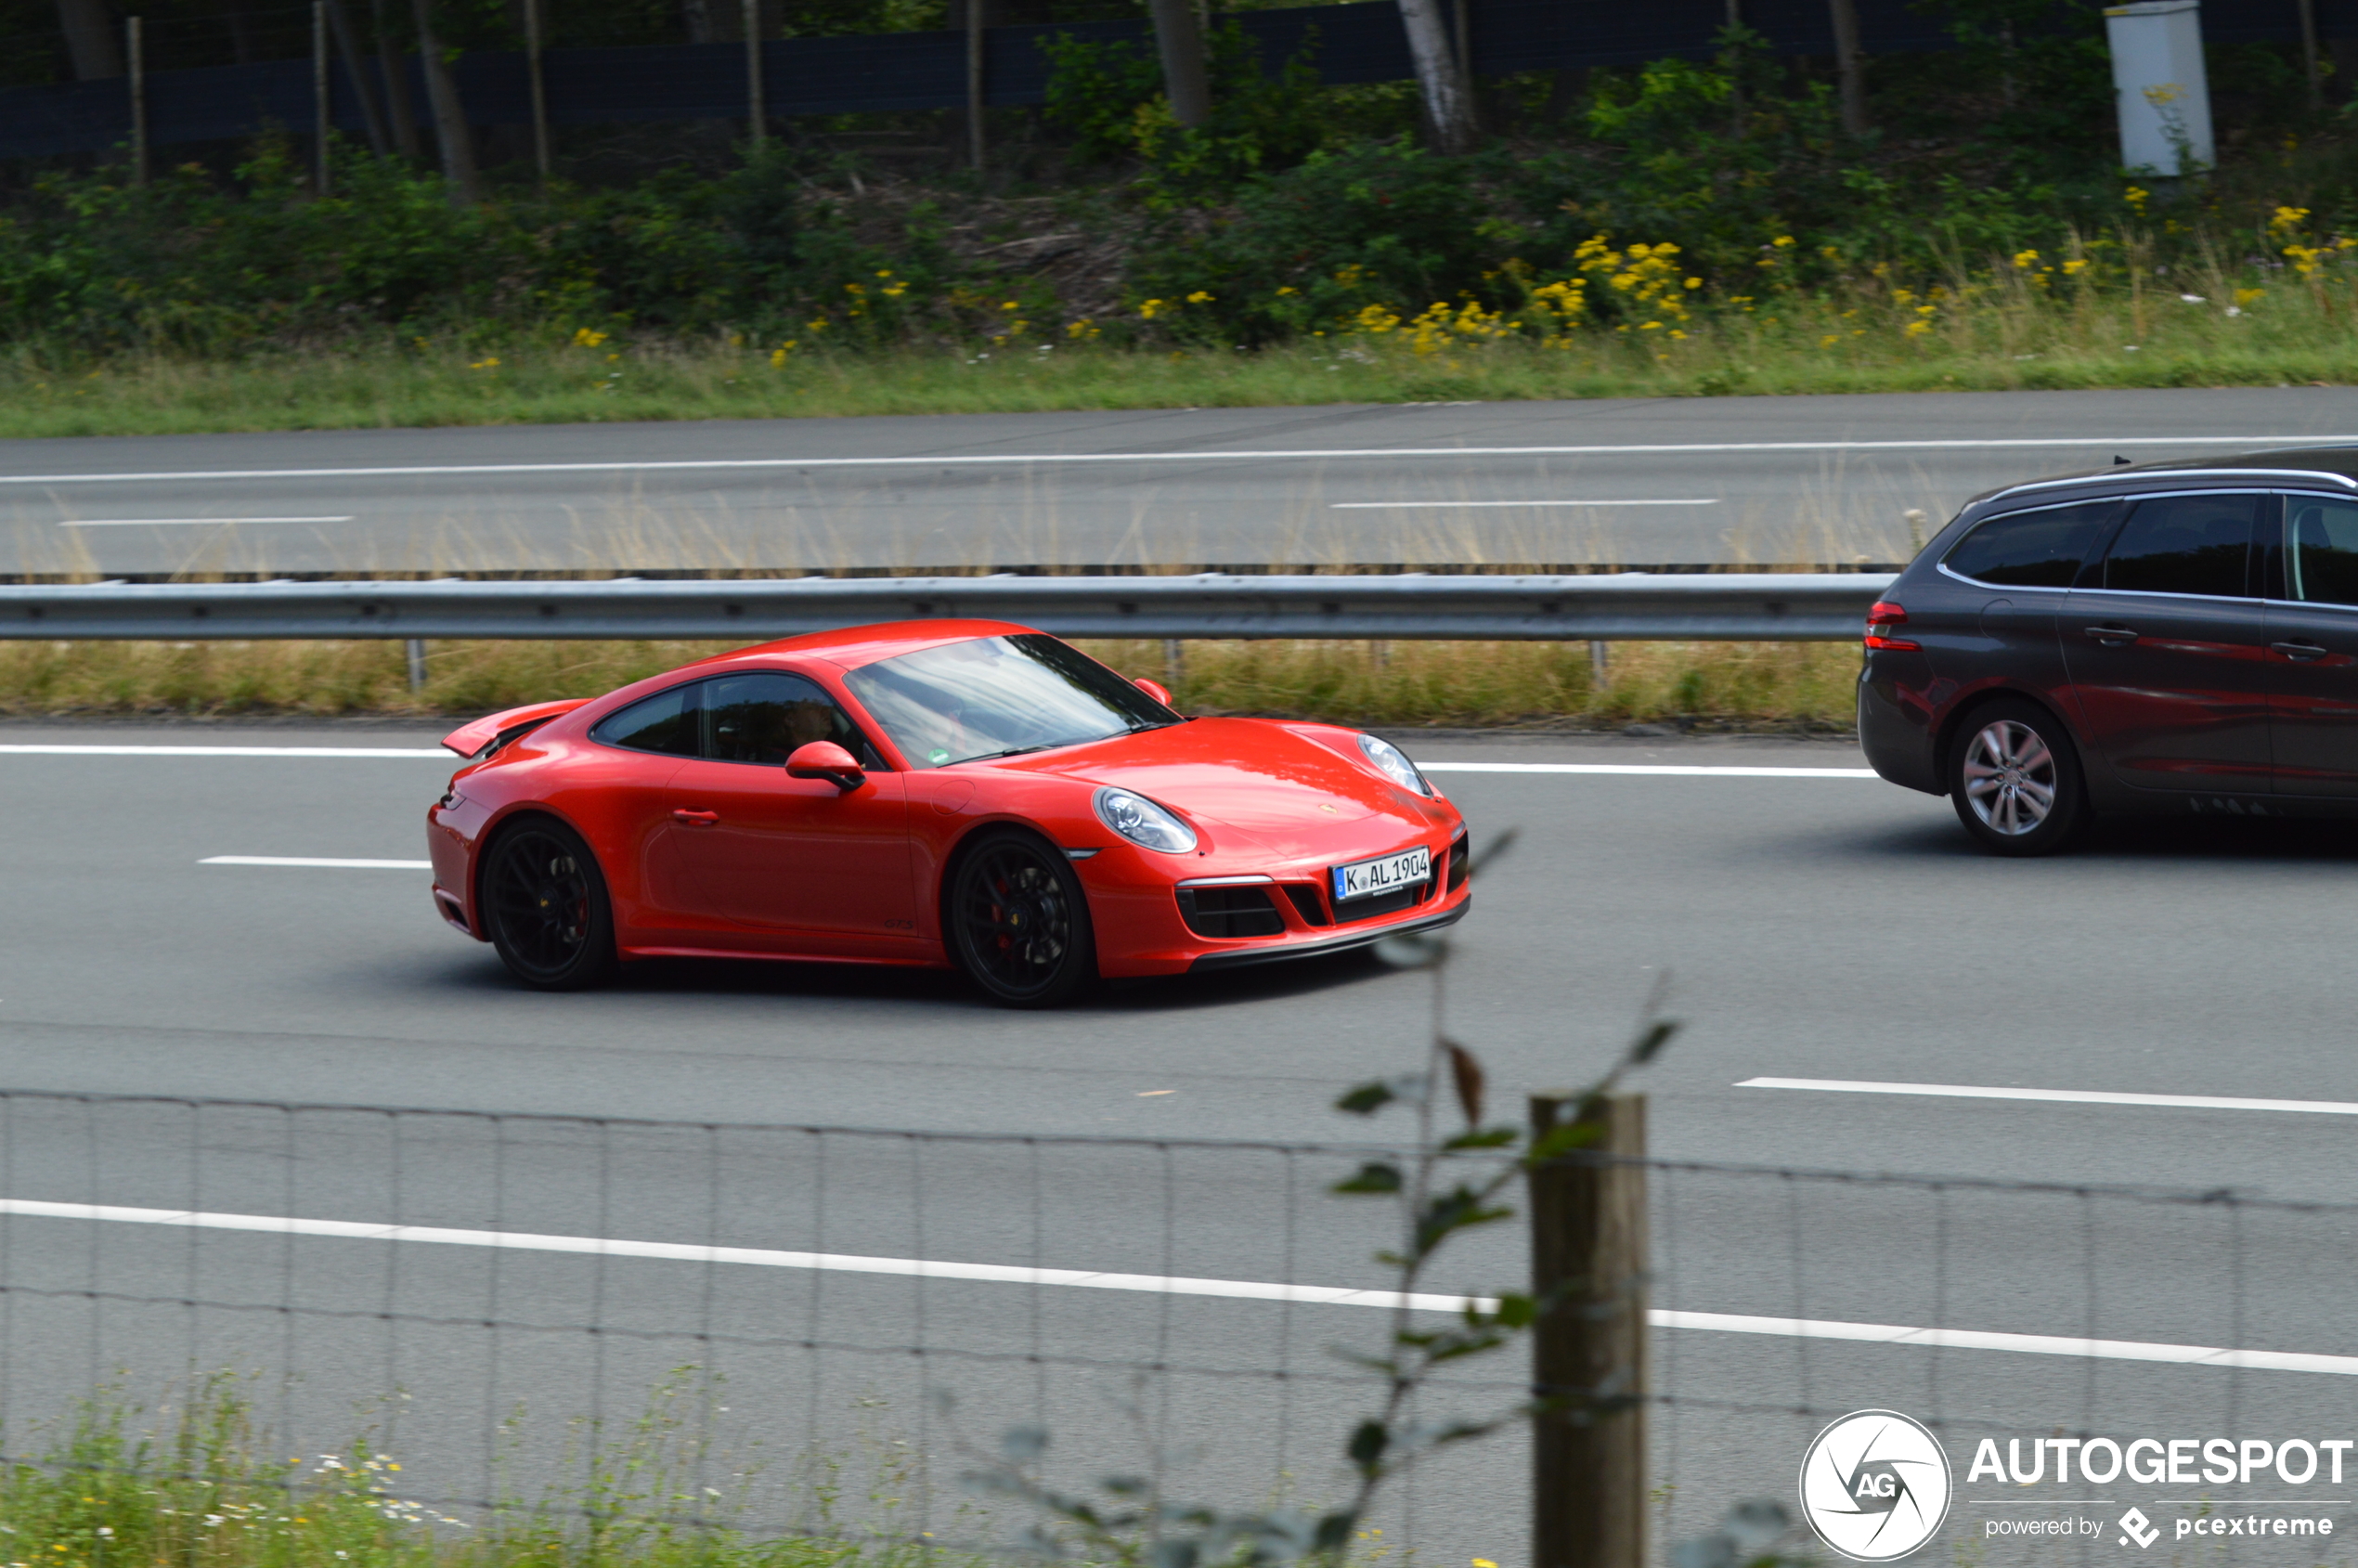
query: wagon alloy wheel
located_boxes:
[484,822,615,990]
[1947,700,2088,857]
[950,832,1096,1007]
[1962,719,2055,836]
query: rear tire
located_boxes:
[1948,699,2089,857]
[482,818,615,990]
[947,829,1096,1007]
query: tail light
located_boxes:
[1864,601,1920,652]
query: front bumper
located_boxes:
[1186,901,1469,972]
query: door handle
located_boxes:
[2083,625,2139,645]
[2272,641,2329,661]
[671,809,719,826]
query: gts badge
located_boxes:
[883,918,915,930]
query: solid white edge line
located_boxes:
[1328,499,1722,509]
[4,1197,2346,1374]
[1740,1075,2358,1116]
[200,856,432,869]
[1422,762,1879,778]
[0,745,450,758]
[1,435,2352,485]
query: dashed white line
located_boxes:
[1422,762,1878,778]
[1328,499,1721,509]
[4,1197,2349,1375]
[201,856,432,870]
[57,516,355,527]
[0,435,2348,486]
[1741,1076,2358,1116]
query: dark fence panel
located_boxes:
[0,0,2333,162]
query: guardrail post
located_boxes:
[1529,1092,1647,1568]
[1587,640,1609,688]
[405,639,429,691]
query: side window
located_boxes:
[2102,494,2258,597]
[701,672,874,766]
[2285,495,2358,607]
[1942,501,2112,588]
[590,682,701,756]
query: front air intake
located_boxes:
[1176,885,1286,939]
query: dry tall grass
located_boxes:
[0,638,1861,731]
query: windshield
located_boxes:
[844,634,1179,769]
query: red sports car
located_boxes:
[424,620,1471,1005]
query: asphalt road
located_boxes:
[10,387,2358,576]
[6,721,2358,1562]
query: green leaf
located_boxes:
[1443,1126,1519,1150]
[1489,1292,1538,1328]
[1345,1419,1389,1469]
[1332,1161,1402,1195]
[1333,1081,1393,1115]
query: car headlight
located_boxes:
[1358,733,1431,797]
[1093,787,1198,853]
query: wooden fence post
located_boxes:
[1528,1092,1648,1568]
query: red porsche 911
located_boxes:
[424,620,1471,1005]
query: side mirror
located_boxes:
[1134,677,1173,706]
[786,741,865,791]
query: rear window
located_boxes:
[1942,501,2114,588]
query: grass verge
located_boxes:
[0,638,1862,732]
[6,275,2357,439]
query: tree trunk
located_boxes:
[324,0,391,153]
[1396,0,1474,154]
[409,0,480,203]
[1144,0,1210,128]
[1826,0,1866,135]
[372,0,424,159]
[56,0,123,77]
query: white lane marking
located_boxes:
[1329,499,1721,510]
[3,1196,2347,1375]
[0,745,448,758]
[1742,1075,2358,1116]
[1654,1310,2358,1378]
[1422,762,1878,778]
[201,856,433,869]
[58,516,355,527]
[0,435,2349,486]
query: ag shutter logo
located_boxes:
[1798,1409,1953,1562]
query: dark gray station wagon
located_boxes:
[1860,447,2358,854]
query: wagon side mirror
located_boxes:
[786,741,864,791]
[1134,677,1173,706]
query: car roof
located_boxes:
[673,618,1037,674]
[1962,445,2358,513]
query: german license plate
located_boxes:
[1332,845,1432,902]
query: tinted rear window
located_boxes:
[1943,501,2113,588]
[2286,494,2358,607]
[2102,493,2257,597]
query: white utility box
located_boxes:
[2105,1,2214,175]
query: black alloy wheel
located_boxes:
[1948,698,2089,857]
[483,820,615,990]
[948,830,1096,1007]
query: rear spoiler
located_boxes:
[440,698,592,759]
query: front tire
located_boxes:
[947,830,1096,1007]
[482,818,615,990]
[1948,700,2088,857]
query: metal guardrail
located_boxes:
[0,572,1897,642]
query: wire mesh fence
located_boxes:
[0,1089,2351,1565]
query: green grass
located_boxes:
[0,1372,962,1568]
[0,637,1864,732]
[1,265,2352,438]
